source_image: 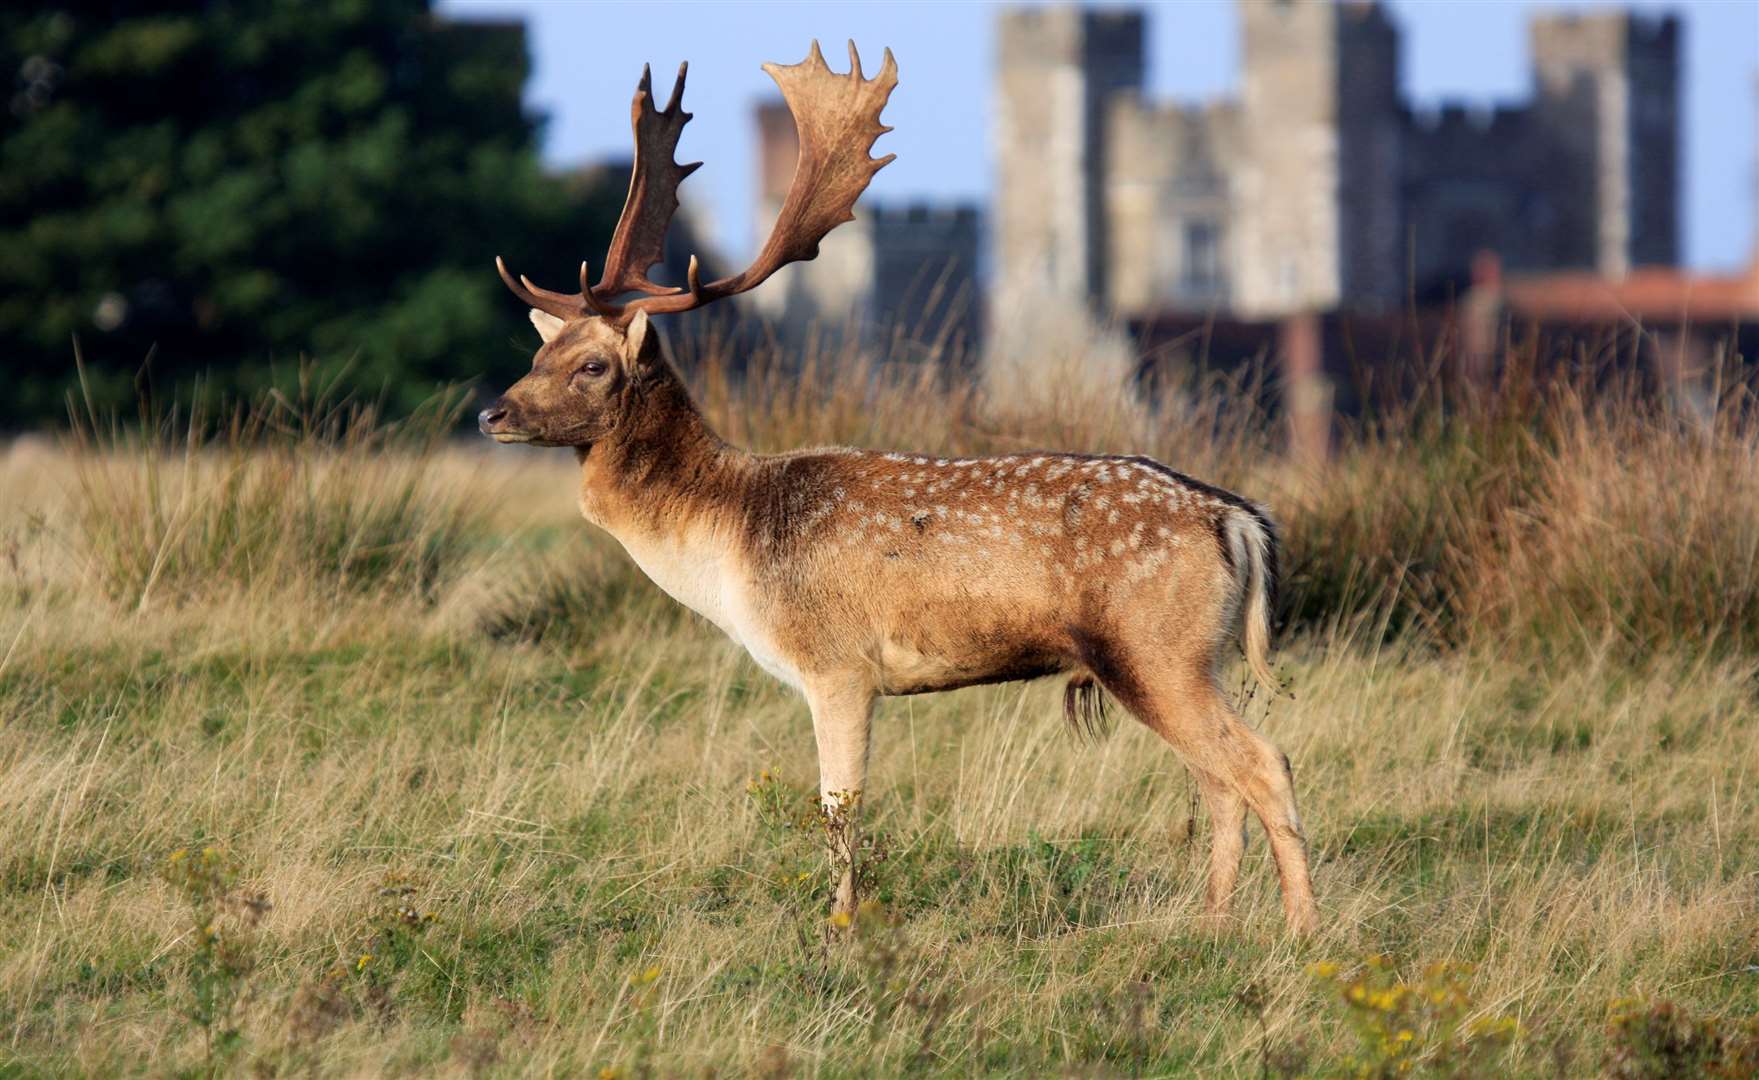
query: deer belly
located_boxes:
[874,634,1068,696]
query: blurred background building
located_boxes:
[745,100,981,363]
[4,0,1754,446]
[984,1,1752,458]
[994,3,1683,323]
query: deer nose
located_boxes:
[477,404,508,433]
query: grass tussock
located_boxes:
[1,325,1755,1075]
[1285,363,1759,656]
[67,373,485,610]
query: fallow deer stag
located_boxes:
[478,43,1319,934]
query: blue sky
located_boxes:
[440,0,1758,272]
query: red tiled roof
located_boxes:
[1502,260,1759,323]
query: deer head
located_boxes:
[478,42,898,448]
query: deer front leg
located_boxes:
[804,678,875,921]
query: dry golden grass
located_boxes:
[1,341,1756,1077]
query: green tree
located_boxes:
[1,0,621,427]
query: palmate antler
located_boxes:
[498,41,897,327]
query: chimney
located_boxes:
[755,99,797,209]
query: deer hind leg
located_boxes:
[1099,652,1318,934]
[803,678,876,921]
[1194,771,1248,920]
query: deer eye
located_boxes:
[573,360,608,385]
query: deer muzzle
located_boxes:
[477,402,531,444]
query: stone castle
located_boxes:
[747,100,983,359]
[729,0,1686,364]
[993,1,1680,327]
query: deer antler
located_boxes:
[597,62,701,299]
[495,42,896,326]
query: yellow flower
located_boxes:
[1308,961,1341,979]
[357,954,373,971]
[1396,1029,1414,1042]
[829,911,852,929]
[641,966,661,983]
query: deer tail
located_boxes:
[1222,505,1281,695]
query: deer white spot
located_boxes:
[1107,509,1120,524]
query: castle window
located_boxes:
[1181,219,1220,293]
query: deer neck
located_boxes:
[572,370,764,643]
[573,368,749,544]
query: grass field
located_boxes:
[2,347,1757,1077]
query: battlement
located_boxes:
[1632,12,1681,42]
[1407,101,1531,139]
[1338,0,1396,35]
[995,7,1144,67]
[868,203,981,228]
[1537,8,1678,40]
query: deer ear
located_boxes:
[622,310,655,364]
[529,309,565,343]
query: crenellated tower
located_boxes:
[992,8,1145,318]
[1234,0,1401,317]
[1530,11,1680,277]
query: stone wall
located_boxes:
[992,7,1144,326]
[870,204,983,358]
[1333,1,1403,311]
[1104,97,1239,312]
[1234,0,1342,317]
[1401,105,1546,293]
